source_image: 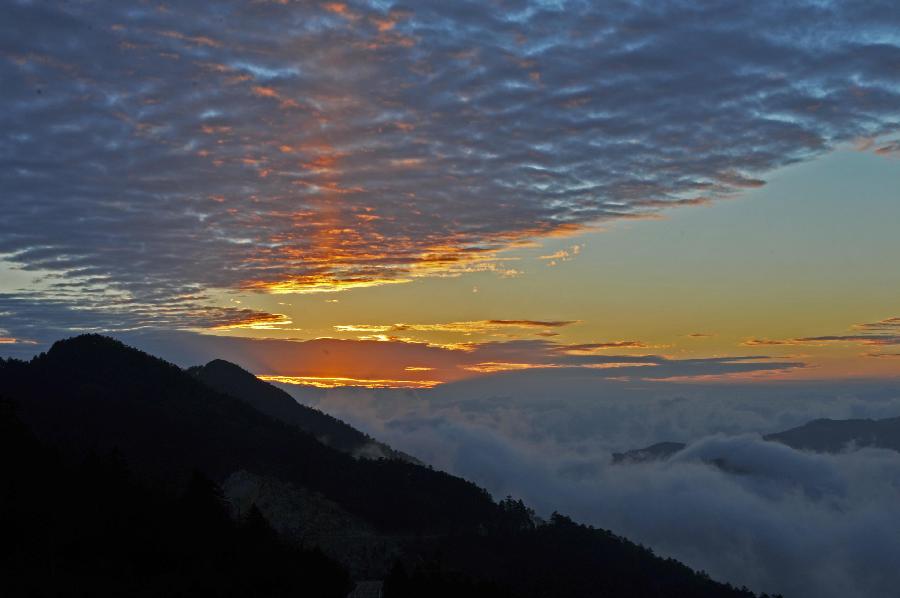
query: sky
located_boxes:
[3,2,900,596]
[2,0,899,385]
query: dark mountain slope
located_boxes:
[765,416,900,452]
[0,335,773,597]
[188,359,404,460]
[0,335,496,534]
[0,400,351,598]
[612,441,687,464]
[395,512,769,598]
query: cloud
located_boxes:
[334,319,578,335]
[0,330,802,387]
[0,327,37,346]
[0,292,290,348]
[602,439,900,598]
[744,316,900,349]
[743,338,801,346]
[853,316,900,335]
[286,373,900,598]
[800,334,900,346]
[1,1,899,333]
[561,341,650,351]
[258,373,440,389]
[539,244,583,266]
[485,319,576,328]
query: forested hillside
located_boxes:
[0,335,778,598]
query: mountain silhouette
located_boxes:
[765,416,900,453]
[0,335,494,534]
[613,415,900,465]
[0,335,776,597]
[0,397,352,598]
[612,441,689,464]
[189,358,411,461]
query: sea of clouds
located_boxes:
[288,372,900,598]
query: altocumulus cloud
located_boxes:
[1,0,900,334]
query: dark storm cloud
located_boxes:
[1,0,899,332]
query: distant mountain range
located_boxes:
[613,416,900,464]
[1,335,779,598]
[766,416,900,453]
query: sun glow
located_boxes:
[258,374,440,389]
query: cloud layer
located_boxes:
[294,372,900,598]
[2,0,899,331]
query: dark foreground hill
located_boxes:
[0,400,352,598]
[0,335,492,534]
[0,335,775,598]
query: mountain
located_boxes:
[612,416,900,465]
[612,441,687,464]
[765,416,900,453]
[0,335,495,535]
[0,399,352,598]
[189,359,410,461]
[0,335,773,597]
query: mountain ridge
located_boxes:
[0,334,773,597]
[612,415,900,465]
[188,358,413,462]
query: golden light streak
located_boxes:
[334,320,578,334]
[462,362,560,373]
[258,374,440,389]
[335,324,393,333]
[463,361,657,373]
[256,277,412,294]
[238,221,587,296]
[210,313,292,330]
[583,362,657,369]
[560,341,650,352]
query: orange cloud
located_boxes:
[322,2,360,20]
[744,318,900,348]
[0,337,37,345]
[462,362,559,373]
[233,217,584,296]
[210,312,292,330]
[864,352,900,359]
[158,30,221,48]
[742,338,802,346]
[334,319,578,335]
[252,86,279,98]
[259,374,440,389]
[560,341,650,352]
[539,244,583,266]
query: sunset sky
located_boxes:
[2,0,899,387]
